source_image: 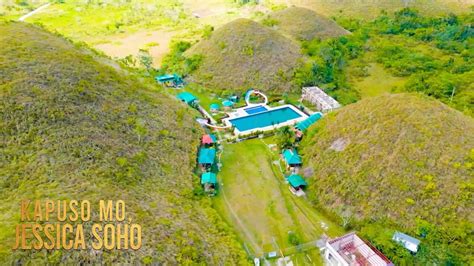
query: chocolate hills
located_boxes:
[187,18,302,93]
[0,22,246,264]
[301,93,473,264]
[267,7,349,41]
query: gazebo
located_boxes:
[282,149,302,169]
[198,148,216,168]
[210,103,220,112]
[222,100,234,110]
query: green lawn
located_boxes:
[213,137,344,262]
[352,63,407,98]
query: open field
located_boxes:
[351,63,407,98]
[213,137,344,262]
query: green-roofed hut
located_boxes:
[198,148,216,168]
[201,172,217,185]
[282,149,302,169]
[155,73,184,88]
[286,175,308,190]
[177,92,198,106]
[201,172,218,195]
[210,103,220,112]
[296,112,323,131]
[222,100,234,110]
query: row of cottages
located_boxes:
[301,86,341,113]
[281,149,307,196]
[198,134,218,195]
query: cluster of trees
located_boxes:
[294,8,472,115]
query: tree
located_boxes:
[276,126,295,149]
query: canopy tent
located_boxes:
[177,92,197,104]
[201,172,217,185]
[296,112,323,131]
[202,134,217,145]
[198,148,216,164]
[222,100,234,107]
[282,149,302,165]
[287,174,307,188]
[210,103,220,111]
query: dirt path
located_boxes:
[18,3,51,22]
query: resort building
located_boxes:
[198,148,216,169]
[301,86,341,112]
[392,232,420,253]
[282,149,302,169]
[177,92,198,106]
[201,134,217,146]
[324,232,393,266]
[296,112,323,132]
[287,174,307,196]
[201,172,217,194]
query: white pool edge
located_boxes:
[222,104,308,136]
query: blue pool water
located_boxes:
[245,105,268,115]
[230,107,303,132]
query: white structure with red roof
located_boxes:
[324,232,393,266]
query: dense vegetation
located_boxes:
[295,8,473,114]
[187,18,302,92]
[301,93,474,264]
[265,7,349,41]
[0,22,247,264]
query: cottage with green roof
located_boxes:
[201,172,218,195]
[177,92,198,106]
[198,148,216,168]
[287,174,307,196]
[282,149,302,169]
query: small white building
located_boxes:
[324,232,393,266]
[301,86,341,112]
[392,232,420,253]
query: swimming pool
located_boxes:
[229,106,303,132]
[244,105,268,115]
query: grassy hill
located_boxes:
[0,22,247,264]
[187,18,302,93]
[266,7,349,41]
[300,93,473,264]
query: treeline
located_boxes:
[295,8,473,115]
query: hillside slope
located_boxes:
[267,7,349,41]
[301,93,473,264]
[187,18,302,93]
[0,22,246,264]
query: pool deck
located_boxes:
[222,104,308,136]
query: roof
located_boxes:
[287,174,307,188]
[210,103,220,110]
[296,112,323,131]
[177,92,197,104]
[155,74,175,82]
[302,86,341,111]
[282,149,302,165]
[198,148,216,164]
[222,100,234,107]
[328,232,393,266]
[201,172,217,184]
[393,232,420,252]
[202,134,217,145]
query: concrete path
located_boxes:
[18,3,51,22]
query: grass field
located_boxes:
[213,137,344,263]
[352,63,407,98]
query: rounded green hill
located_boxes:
[267,6,349,41]
[301,93,473,264]
[187,18,302,93]
[0,22,246,264]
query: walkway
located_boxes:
[245,89,268,106]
